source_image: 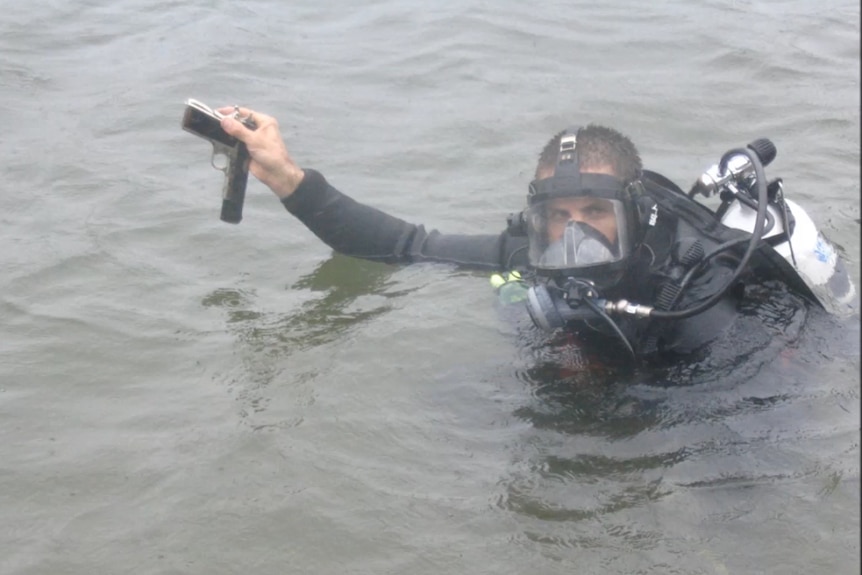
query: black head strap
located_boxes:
[555,125,583,183]
[529,125,583,203]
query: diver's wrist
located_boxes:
[270,166,306,199]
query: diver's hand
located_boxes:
[218,106,305,199]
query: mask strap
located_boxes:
[555,125,582,186]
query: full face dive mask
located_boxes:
[524,128,642,287]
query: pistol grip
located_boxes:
[220,143,250,224]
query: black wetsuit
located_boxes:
[283,169,527,269]
[283,168,809,362]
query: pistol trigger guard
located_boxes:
[209,145,229,172]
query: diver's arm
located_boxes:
[218,105,527,270]
[282,169,527,270]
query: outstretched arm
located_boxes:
[219,106,526,270]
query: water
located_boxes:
[1,1,859,573]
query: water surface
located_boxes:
[1,1,859,573]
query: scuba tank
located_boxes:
[693,139,857,317]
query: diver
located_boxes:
[212,105,857,365]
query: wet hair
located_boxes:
[535,124,643,183]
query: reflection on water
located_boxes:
[202,254,401,350]
[200,254,411,427]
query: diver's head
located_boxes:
[525,125,646,291]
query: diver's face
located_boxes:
[545,197,618,246]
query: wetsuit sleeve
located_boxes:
[281,169,527,270]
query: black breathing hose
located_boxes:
[582,295,637,361]
[660,236,751,311]
[647,147,770,320]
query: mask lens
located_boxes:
[526,197,630,271]
[538,221,617,268]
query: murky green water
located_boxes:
[1,1,858,573]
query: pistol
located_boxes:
[181,98,257,224]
